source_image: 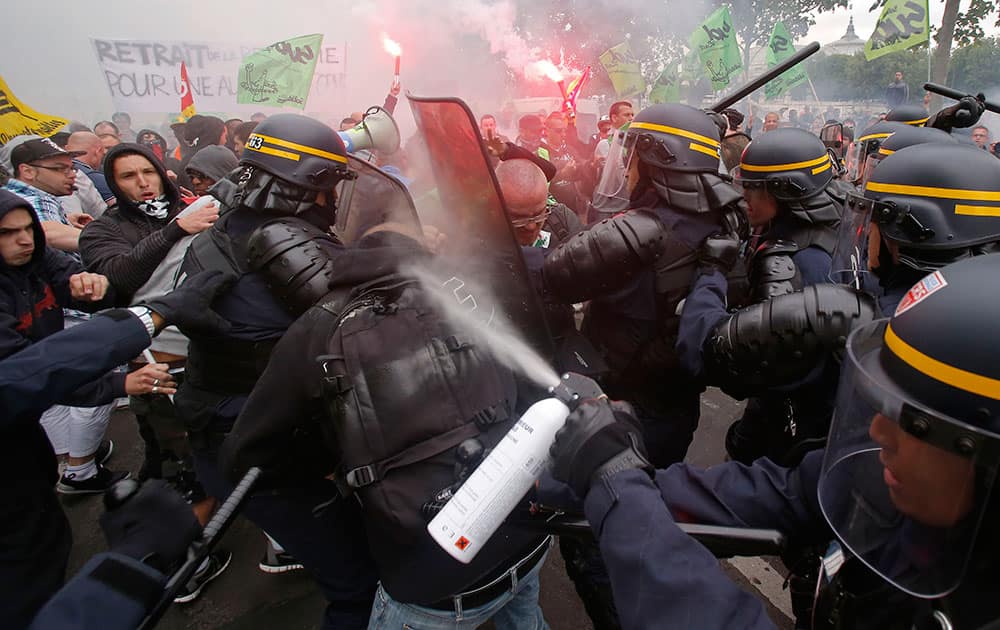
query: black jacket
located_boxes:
[79,143,189,304]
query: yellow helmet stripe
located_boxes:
[858,132,893,142]
[248,132,348,164]
[955,204,1000,217]
[885,323,1000,400]
[901,117,929,126]
[253,145,300,162]
[865,181,1000,202]
[740,154,829,173]
[877,147,895,156]
[811,160,833,175]
[629,121,721,149]
[688,142,721,159]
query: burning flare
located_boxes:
[528,59,563,82]
[382,34,403,58]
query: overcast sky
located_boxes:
[0,0,988,127]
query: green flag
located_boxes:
[599,42,646,98]
[238,34,324,109]
[863,0,929,61]
[649,67,681,104]
[689,6,743,91]
[765,22,808,99]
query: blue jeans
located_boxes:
[367,546,550,630]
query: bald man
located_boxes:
[496,159,581,249]
[66,132,115,207]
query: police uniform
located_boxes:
[680,129,849,465]
[549,253,1000,630]
[175,114,378,628]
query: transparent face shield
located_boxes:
[818,320,999,598]
[829,191,876,289]
[592,126,634,215]
[860,151,887,191]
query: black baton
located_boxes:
[712,42,821,112]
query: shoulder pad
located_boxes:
[544,210,666,303]
[248,217,343,315]
[749,240,801,301]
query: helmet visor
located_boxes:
[819,320,999,598]
[860,152,885,191]
[845,140,864,183]
[592,126,633,215]
[829,191,875,289]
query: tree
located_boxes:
[946,37,1000,92]
[727,0,849,84]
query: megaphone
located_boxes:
[338,106,401,155]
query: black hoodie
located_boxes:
[80,143,191,304]
[0,188,123,491]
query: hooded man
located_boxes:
[184,145,239,197]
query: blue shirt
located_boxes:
[3,179,68,225]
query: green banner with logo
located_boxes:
[649,66,681,103]
[238,34,323,109]
[765,22,808,99]
[598,42,646,98]
[864,0,929,61]
[689,6,743,91]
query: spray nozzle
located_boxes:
[548,372,606,410]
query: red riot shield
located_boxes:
[407,95,555,360]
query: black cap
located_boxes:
[10,138,84,172]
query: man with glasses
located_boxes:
[2,136,91,253]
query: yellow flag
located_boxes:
[0,75,67,145]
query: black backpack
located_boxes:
[317,273,539,602]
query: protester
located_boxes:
[111,112,137,143]
[972,124,990,150]
[886,70,909,108]
[65,132,115,205]
[94,120,120,140]
[184,145,239,197]
[231,121,258,158]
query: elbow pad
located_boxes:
[247,218,342,315]
[705,284,877,397]
[543,210,666,303]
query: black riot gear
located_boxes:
[821,254,1000,601]
[735,128,834,205]
[858,125,955,188]
[247,218,342,315]
[239,114,355,216]
[623,104,738,214]
[865,142,1000,272]
[884,104,930,126]
[847,120,907,184]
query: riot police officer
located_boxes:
[884,103,930,126]
[857,142,1000,315]
[549,252,1000,630]
[544,102,745,467]
[681,128,849,465]
[846,120,907,186]
[175,113,378,628]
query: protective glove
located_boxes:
[928,95,986,131]
[550,396,652,498]
[100,479,201,573]
[703,109,729,139]
[699,233,742,275]
[144,270,235,337]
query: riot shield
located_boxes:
[407,95,555,360]
[334,154,422,245]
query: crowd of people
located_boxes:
[2,73,1000,630]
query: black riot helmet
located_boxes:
[735,128,834,202]
[626,103,722,173]
[238,113,356,215]
[860,125,955,188]
[594,103,739,214]
[819,254,1000,600]
[862,143,1000,271]
[846,120,907,184]
[885,104,930,127]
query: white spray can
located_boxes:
[426,373,599,563]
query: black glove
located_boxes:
[100,479,201,573]
[929,95,986,131]
[550,397,652,498]
[145,270,235,337]
[699,232,742,275]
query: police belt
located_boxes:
[424,536,551,612]
[184,337,278,395]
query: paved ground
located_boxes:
[63,388,795,629]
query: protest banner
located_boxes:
[690,6,743,91]
[864,0,930,61]
[599,42,646,98]
[91,38,346,113]
[0,75,67,144]
[238,34,324,109]
[765,22,809,99]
